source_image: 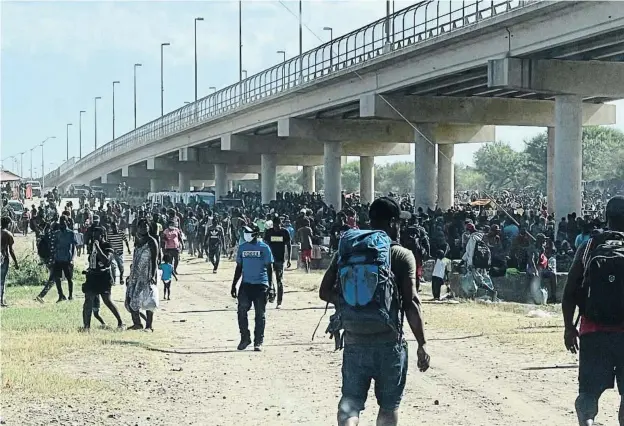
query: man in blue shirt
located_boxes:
[231,225,274,351]
[53,215,77,302]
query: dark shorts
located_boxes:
[83,271,113,295]
[53,261,73,280]
[339,341,408,416]
[579,332,624,395]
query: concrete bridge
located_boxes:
[46,0,624,220]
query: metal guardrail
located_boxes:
[49,0,534,185]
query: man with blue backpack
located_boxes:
[319,197,430,426]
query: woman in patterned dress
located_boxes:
[125,218,159,330]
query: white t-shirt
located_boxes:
[432,258,451,279]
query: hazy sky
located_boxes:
[2,1,622,176]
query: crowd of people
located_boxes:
[1,182,623,426]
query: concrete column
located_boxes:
[227,180,234,192]
[150,178,163,193]
[261,153,277,204]
[302,166,315,193]
[324,142,342,210]
[554,95,583,223]
[414,124,438,210]
[437,144,454,211]
[214,164,228,201]
[178,172,190,192]
[359,156,375,205]
[546,127,555,214]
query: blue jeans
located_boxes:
[237,283,268,344]
[1,258,9,304]
[338,341,408,419]
[112,252,124,281]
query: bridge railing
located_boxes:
[50,0,534,184]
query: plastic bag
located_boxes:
[141,284,159,311]
[460,271,478,298]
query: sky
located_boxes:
[1,0,623,177]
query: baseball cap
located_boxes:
[369,197,411,221]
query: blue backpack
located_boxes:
[337,229,402,335]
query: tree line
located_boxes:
[241,126,624,193]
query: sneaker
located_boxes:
[35,296,44,303]
[56,296,67,303]
[237,337,252,351]
[213,269,217,274]
[276,304,282,309]
[254,344,263,352]
[68,296,73,301]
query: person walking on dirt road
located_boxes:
[563,195,624,426]
[231,225,275,352]
[319,197,430,426]
[1,216,19,307]
[264,216,292,309]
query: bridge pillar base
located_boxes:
[178,172,191,192]
[215,164,228,202]
[553,95,582,226]
[302,166,315,193]
[324,142,342,210]
[414,125,437,211]
[359,156,374,205]
[437,144,454,211]
[261,154,277,204]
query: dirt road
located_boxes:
[3,253,622,425]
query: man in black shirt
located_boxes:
[330,212,351,253]
[264,217,291,308]
[205,218,225,273]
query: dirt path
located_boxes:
[4,253,622,425]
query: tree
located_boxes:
[473,141,527,189]
[454,163,486,191]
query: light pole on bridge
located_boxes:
[40,136,56,189]
[79,110,86,158]
[66,123,73,161]
[323,27,333,68]
[94,97,101,150]
[134,63,142,129]
[19,151,25,177]
[277,50,286,89]
[161,42,170,117]
[112,81,120,140]
[194,17,204,102]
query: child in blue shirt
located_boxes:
[159,254,178,300]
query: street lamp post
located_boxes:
[209,86,217,111]
[19,151,25,177]
[299,0,303,82]
[66,123,73,161]
[323,27,333,68]
[134,63,142,129]
[161,42,170,116]
[277,50,286,90]
[40,136,56,189]
[112,81,120,139]
[30,146,36,179]
[94,97,101,150]
[194,17,204,102]
[239,0,243,82]
[79,110,86,158]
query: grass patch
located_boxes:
[1,285,170,399]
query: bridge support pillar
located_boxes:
[359,156,374,205]
[214,164,228,202]
[302,166,315,193]
[178,172,190,192]
[547,127,555,214]
[554,95,582,223]
[227,180,234,192]
[261,154,277,204]
[414,125,437,210]
[150,178,164,193]
[324,141,342,210]
[437,144,454,211]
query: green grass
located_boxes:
[1,285,170,399]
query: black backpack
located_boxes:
[472,233,491,269]
[37,235,51,260]
[580,231,624,325]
